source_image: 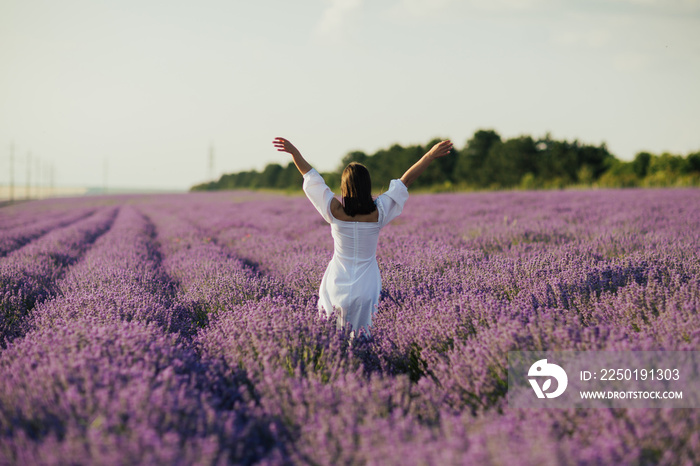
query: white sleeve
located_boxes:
[302,168,335,224]
[377,179,409,227]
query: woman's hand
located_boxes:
[273,137,312,175]
[273,137,301,158]
[426,140,453,160]
[400,140,453,187]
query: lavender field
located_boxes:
[1,188,699,465]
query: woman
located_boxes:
[273,137,453,335]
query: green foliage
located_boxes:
[483,136,538,187]
[598,159,639,188]
[455,129,501,186]
[632,152,652,178]
[190,131,700,192]
[687,152,700,172]
[191,162,304,192]
[598,150,700,188]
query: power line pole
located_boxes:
[50,163,55,197]
[9,142,15,202]
[43,161,49,199]
[103,157,108,194]
[26,152,31,200]
[35,156,41,199]
[208,143,215,180]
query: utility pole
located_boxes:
[9,142,15,202]
[26,152,31,200]
[50,163,55,197]
[44,161,49,198]
[35,156,41,198]
[103,157,108,194]
[208,143,215,180]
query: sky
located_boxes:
[1,0,699,191]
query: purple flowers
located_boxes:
[1,188,699,464]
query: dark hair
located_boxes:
[341,162,377,217]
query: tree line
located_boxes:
[191,130,700,192]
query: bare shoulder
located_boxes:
[330,198,342,213]
[329,198,379,222]
[330,198,345,219]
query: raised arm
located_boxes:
[273,137,312,175]
[400,140,453,188]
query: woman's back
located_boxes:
[303,168,409,332]
[330,218,381,264]
[272,136,453,333]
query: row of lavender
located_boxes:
[167,188,700,464]
[0,195,303,463]
[1,188,699,464]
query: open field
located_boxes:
[1,188,699,464]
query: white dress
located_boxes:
[302,168,409,333]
